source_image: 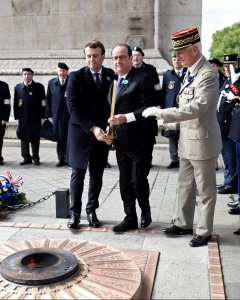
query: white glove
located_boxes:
[48,118,53,124]
[41,119,45,126]
[15,119,19,125]
[1,120,6,125]
[142,107,162,119]
[230,64,240,83]
[227,91,235,101]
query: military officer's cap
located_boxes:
[208,58,223,67]
[22,67,34,74]
[132,47,144,56]
[223,54,238,64]
[58,62,69,70]
[171,27,201,50]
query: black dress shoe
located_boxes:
[189,235,211,247]
[163,225,193,236]
[87,212,101,228]
[0,158,4,165]
[227,199,240,208]
[56,160,66,167]
[141,211,152,228]
[113,218,138,232]
[228,206,240,215]
[67,214,80,229]
[217,184,225,190]
[167,161,179,169]
[218,186,238,194]
[20,159,32,165]
[33,159,41,166]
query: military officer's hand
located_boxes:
[230,64,240,83]
[48,118,53,124]
[15,119,19,125]
[142,106,163,119]
[1,120,6,125]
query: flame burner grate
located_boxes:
[1,248,78,285]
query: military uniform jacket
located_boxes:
[216,78,234,138]
[0,81,11,123]
[108,67,156,153]
[161,56,222,160]
[46,76,70,142]
[14,81,46,142]
[160,67,187,137]
[66,66,115,169]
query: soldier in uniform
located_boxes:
[14,68,46,165]
[227,62,240,215]
[0,80,11,165]
[216,54,238,195]
[160,51,187,168]
[132,46,161,100]
[143,27,222,247]
[208,58,227,90]
[46,62,70,167]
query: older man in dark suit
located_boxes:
[66,40,115,229]
[108,43,156,232]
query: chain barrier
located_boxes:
[6,191,56,211]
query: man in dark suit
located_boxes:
[108,43,156,232]
[0,80,11,165]
[66,40,115,229]
[46,62,70,167]
[14,68,45,166]
[160,51,187,169]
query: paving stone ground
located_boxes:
[0,140,240,299]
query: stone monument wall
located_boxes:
[0,0,202,138]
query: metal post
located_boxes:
[55,188,70,218]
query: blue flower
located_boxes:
[106,76,110,81]
[123,79,128,85]
[187,76,193,82]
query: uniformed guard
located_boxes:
[0,80,11,165]
[160,51,187,168]
[45,63,70,167]
[14,68,46,165]
[216,54,238,195]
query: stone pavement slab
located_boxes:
[0,142,240,299]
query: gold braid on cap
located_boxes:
[172,33,200,48]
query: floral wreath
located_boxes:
[0,172,26,211]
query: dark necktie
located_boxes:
[116,78,123,96]
[61,79,65,86]
[94,73,101,92]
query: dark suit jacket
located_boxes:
[108,67,156,153]
[46,76,70,142]
[66,66,115,169]
[14,81,45,142]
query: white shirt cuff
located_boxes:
[125,113,136,123]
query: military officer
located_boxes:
[46,62,70,167]
[14,68,46,165]
[160,51,187,168]
[0,80,11,165]
[143,27,222,247]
